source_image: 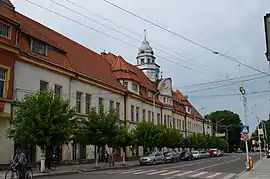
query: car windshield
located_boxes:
[192,151,198,154]
[148,153,155,157]
[165,152,172,156]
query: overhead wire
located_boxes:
[103,0,269,76]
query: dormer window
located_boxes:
[124,81,128,89]
[141,59,145,64]
[0,22,11,38]
[30,38,48,55]
[148,91,153,97]
[185,106,191,114]
[147,58,151,63]
[132,83,138,92]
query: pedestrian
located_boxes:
[109,152,114,167]
[105,151,109,164]
[12,149,28,179]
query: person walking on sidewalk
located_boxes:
[105,151,109,164]
[109,152,114,167]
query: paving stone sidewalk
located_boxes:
[0,160,139,178]
[237,157,270,179]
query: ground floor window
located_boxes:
[73,143,86,160]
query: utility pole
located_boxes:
[257,117,262,159]
[239,83,249,166]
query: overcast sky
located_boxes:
[11,0,270,132]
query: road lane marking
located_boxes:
[133,169,156,174]
[147,170,168,175]
[206,172,222,178]
[190,171,208,177]
[160,170,181,176]
[223,173,236,178]
[122,169,142,174]
[174,171,194,176]
[194,157,240,171]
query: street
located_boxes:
[40,153,260,179]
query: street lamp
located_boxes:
[153,91,160,124]
[216,118,225,135]
[264,13,270,64]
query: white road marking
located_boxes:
[190,171,208,177]
[194,157,240,171]
[121,169,142,174]
[133,169,156,174]
[206,172,222,178]
[160,170,181,176]
[147,170,168,175]
[174,170,194,176]
[223,173,236,179]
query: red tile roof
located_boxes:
[1,0,13,7]
[15,13,125,90]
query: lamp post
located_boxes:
[264,13,270,65]
[153,91,160,124]
[215,118,225,135]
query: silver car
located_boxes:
[139,152,164,165]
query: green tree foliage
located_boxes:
[205,110,242,152]
[165,128,184,149]
[6,90,76,149]
[114,126,133,150]
[152,124,167,150]
[74,106,119,154]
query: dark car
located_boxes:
[180,151,194,161]
[164,151,180,163]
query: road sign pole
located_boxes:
[240,84,249,166]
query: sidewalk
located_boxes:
[0,160,139,178]
[237,157,270,179]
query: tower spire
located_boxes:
[144,29,147,40]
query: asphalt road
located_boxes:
[42,153,260,179]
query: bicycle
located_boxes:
[39,155,57,171]
[5,163,33,179]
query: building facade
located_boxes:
[0,0,212,164]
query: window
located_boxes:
[98,97,103,114]
[152,112,154,123]
[163,97,166,103]
[182,121,185,130]
[148,111,151,122]
[0,22,10,38]
[116,102,120,116]
[131,105,134,121]
[157,113,161,124]
[0,68,6,98]
[31,39,47,55]
[148,91,153,97]
[179,120,182,130]
[186,107,191,114]
[142,109,146,120]
[109,100,114,110]
[40,81,48,92]
[85,94,91,114]
[147,58,151,63]
[173,118,176,129]
[141,59,145,64]
[164,115,166,126]
[76,92,82,113]
[124,81,128,89]
[54,84,62,96]
[132,83,138,92]
[136,107,139,122]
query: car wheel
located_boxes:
[152,160,156,165]
[162,159,165,164]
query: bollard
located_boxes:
[249,156,253,169]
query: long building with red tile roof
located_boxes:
[0,0,212,164]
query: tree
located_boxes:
[7,90,76,172]
[197,134,207,149]
[75,106,119,166]
[114,126,133,165]
[165,129,184,150]
[152,124,167,150]
[133,120,156,153]
[205,110,242,152]
[187,134,198,149]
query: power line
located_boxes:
[23,0,219,76]
[175,73,267,89]
[50,0,225,78]
[185,74,267,93]
[103,0,269,76]
[188,89,270,99]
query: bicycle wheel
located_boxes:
[25,168,33,179]
[5,169,18,179]
[48,162,56,171]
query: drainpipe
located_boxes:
[124,92,128,126]
[184,114,188,138]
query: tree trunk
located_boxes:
[40,148,46,172]
[95,146,100,167]
[122,147,126,165]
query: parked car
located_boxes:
[210,149,218,157]
[217,150,224,157]
[200,151,210,158]
[164,151,180,163]
[191,150,201,159]
[139,152,164,165]
[180,151,194,161]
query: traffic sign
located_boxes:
[241,133,250,141]
[241,125,249,134]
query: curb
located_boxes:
[32,164,140,178]
[234,157,264,179]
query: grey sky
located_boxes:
[11,0,270,132]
